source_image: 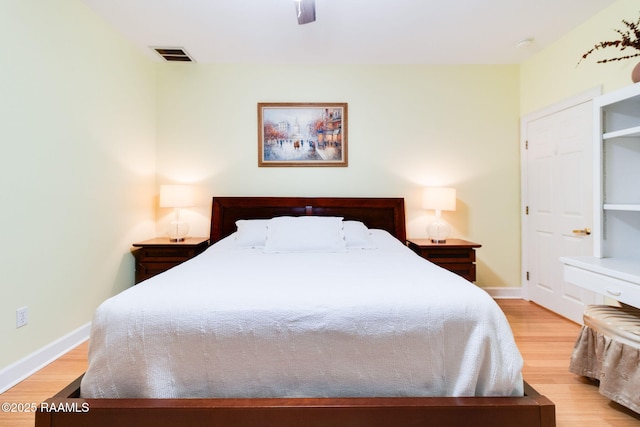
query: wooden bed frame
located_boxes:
[36,196,555,427]
[209,196,407,243]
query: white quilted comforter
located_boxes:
[81,231,523,398]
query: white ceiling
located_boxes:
[81,0,616,64]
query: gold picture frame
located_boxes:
[258,102,348,167]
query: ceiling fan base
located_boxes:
[296,0,316,25]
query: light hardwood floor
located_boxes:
[1,299,639,427]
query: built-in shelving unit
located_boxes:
[561,82,640,308]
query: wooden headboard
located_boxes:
[210,197,406,243]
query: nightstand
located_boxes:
[132,237,209,284]
[407,238,481,282]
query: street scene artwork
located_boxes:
[258,103,347,167]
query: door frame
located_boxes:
[520,87,601,301]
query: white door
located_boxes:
[524,98,599,324]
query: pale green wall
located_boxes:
[521,0,639,113]
[0,0,156,369]
[156,64,521,289]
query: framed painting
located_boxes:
[258,102,348,167]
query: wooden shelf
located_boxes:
[603,203,640,211]
[603,125,640,140]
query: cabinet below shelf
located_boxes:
[561,256,640,308]
[561,256,640,283]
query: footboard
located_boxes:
[36,376,555,427]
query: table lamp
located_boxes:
[422,187,456,243]
[160,184,195,242]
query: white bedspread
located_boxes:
[81,231,523,398]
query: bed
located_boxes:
[36,196,555,427]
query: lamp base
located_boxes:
[427,219,451,243]
[167,219,189,242]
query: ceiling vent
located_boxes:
[152,47,194,62]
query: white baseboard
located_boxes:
[0,322,90,394]
[484,287,523,299]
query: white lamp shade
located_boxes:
[422,187,456,212]
[160,185,195,208]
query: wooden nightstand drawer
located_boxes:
[437,263,476,282]
[132,237,209,284]
[413,247,476,264]
[135,261,183,278]
[136,247,200,262]
[407,238,481,282]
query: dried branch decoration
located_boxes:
[578,14,640,65]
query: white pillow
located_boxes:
[343,220,377,249]
[234,219,269,248]
[264,216,347,253]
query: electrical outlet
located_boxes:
[16,306,28,328]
